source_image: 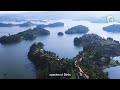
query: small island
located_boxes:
[103,24,120,33]
[65,25,89,34]
[0,25,50,44]
[58,32,64,36]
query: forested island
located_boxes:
[65,25,89,34]
[0,22,35,27]
[28,38,119,79]
[103,24,120,33]
[18,22,35,27]
[0,22,64,28]
[39,22,64,28]
[46,22,64,27]
[74,34,120,67]
[0,25,50,44]
[58,32,64,36]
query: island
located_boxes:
[0,22,36,27]
[46,22,64,27]
[103,24,120,33]
[74,34,120,68]
[0,23,15,27]
[18,22,35,27]
[39,22,64,28]
[65,25,89,34]
[58,32,64,36]
[28,40,115,79]
[0,22,64,28]
[0,25,50,44]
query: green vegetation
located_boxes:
[74,34,120,57]
[75,51,109,79]
[0,26,50,44]
[110,60,120,67]
[65,25,89,34]
[73,34,120,78]
[70,70,79,79]
[28,41,110,79]
[100,40,116,45]
[73,33,120,71]
[28,42,77,79]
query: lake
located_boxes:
[0,19,120,79]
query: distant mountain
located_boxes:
[0,14,26,21]
[0,23,15,27]
[0,22,35,27]
[0,11,119,23]
[73,16,107,23]
[18,22,35,27]
[0,11,95,21]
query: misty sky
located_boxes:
[0,11,119,18]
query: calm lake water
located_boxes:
[0,19,120,79]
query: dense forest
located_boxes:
[65,25,89,34]
[74,34,120,58]
[28,42,75,79]
[27,43,111,78]
[0,25,50,44]
[27,34,120,79]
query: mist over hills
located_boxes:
[0,14,25,21]
[0,11,120,23]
